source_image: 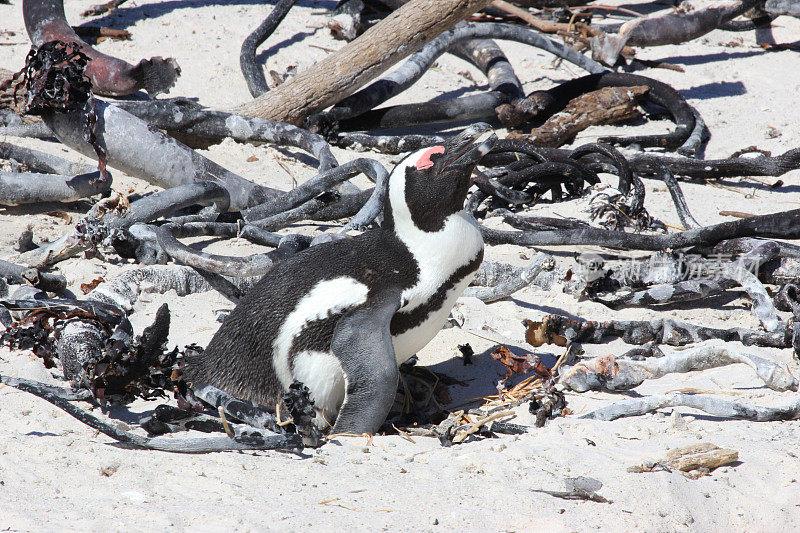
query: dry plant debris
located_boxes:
[628,443,739,479]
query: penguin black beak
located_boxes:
[440,123,496,172]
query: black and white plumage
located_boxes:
[184,124,496,434]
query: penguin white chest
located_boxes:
[392,211,484,361]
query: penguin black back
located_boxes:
[185,229,418,409]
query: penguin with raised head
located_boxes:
[185,124,496,434]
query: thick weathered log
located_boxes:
[232,0,495,124]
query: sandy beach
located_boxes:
[1,0,799,530]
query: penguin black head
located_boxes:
[385,123,497,233]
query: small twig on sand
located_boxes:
[81,0,129,17]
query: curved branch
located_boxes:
[115,100,337,173]
[233,0,497,123]
[334,22,606,131]
[240,0,299,97]
[108,182,230,229]
[150,225,287,278]
[242,158,385,222]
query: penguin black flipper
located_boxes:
[330,287,403,434]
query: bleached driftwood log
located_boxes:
[561,341,798,392]
[583,392,800,422]
[233,0,495,124]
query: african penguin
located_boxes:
[184,124,497,434]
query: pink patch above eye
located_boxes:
[415,146,445,170]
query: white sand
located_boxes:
[1,1,800,530]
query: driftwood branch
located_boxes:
[561,341,798,393]
[483,207,800,251]
[582,393,800,422]
[239,0,298,97]
[462,252,554,302]
[524,314,800,351]
[321,22,604,132]
[0,141,92,176]
[498,72,695,150]
[42,100,279,211]
[0,171,109,205]
[115,99,338,173]
[16,182,230,268]
[0,258,67,293]
[510,85,649,147]
[592,0,761,65]
[488,146,800,181]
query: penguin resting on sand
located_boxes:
[185,124,496,434]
